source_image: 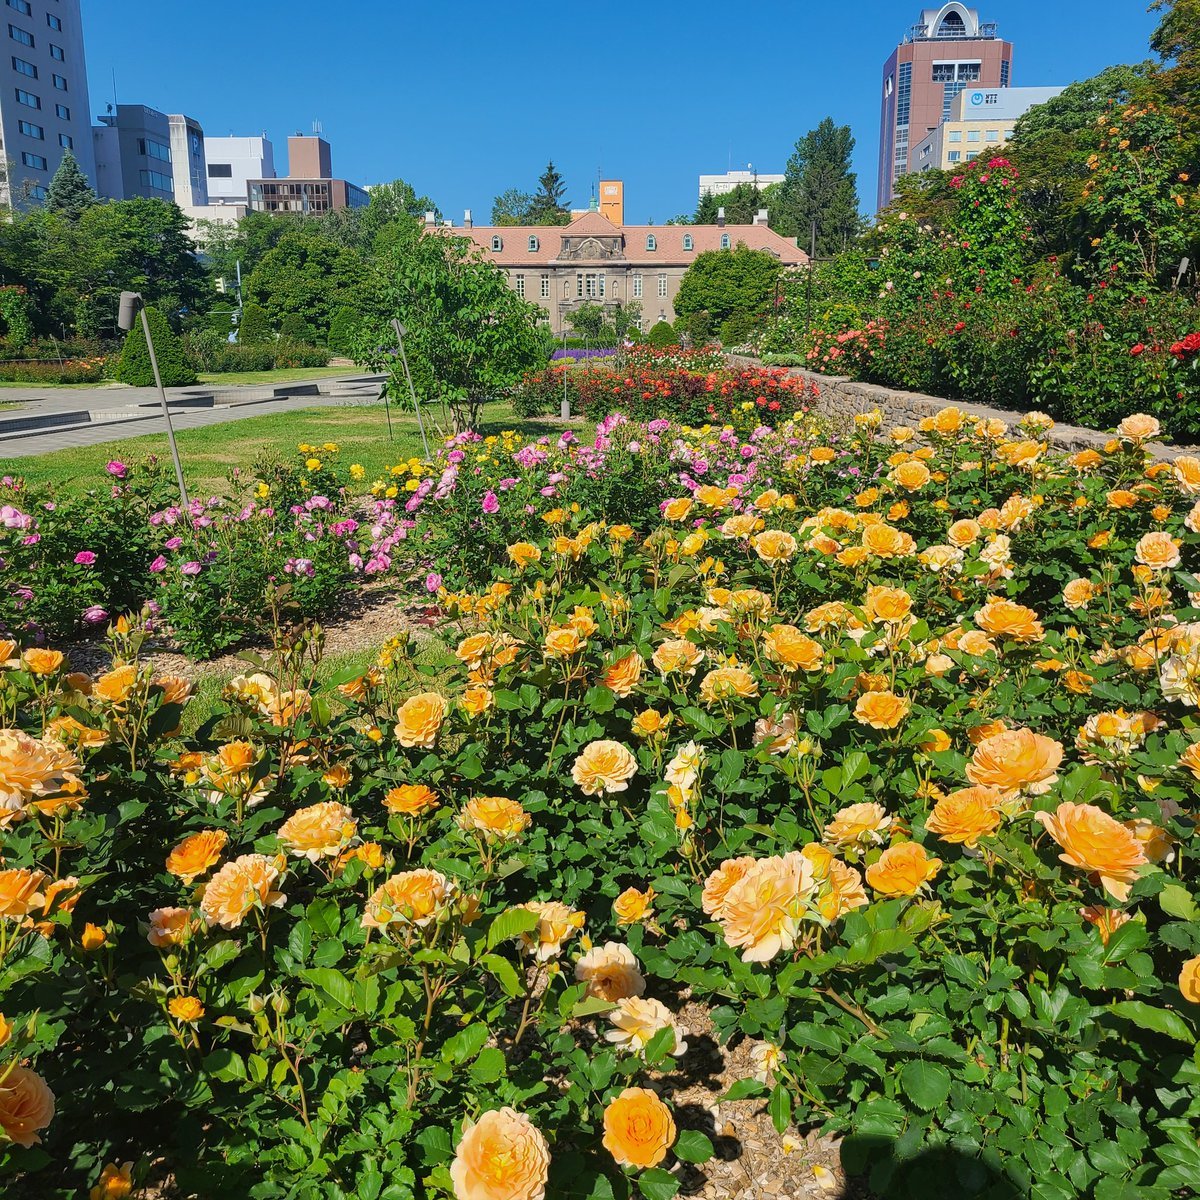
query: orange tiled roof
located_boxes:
[445,211,807,267]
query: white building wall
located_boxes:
[204,135,275,202]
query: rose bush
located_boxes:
[2,404,1200,1199]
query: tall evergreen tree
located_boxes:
[528,161,570,225]
[45,150,97,222]
[775,118,862,256]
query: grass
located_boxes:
[0,400,578,495]
[194,366,366,386]
[0,379,115,390]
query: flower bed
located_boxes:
[3,403,1200,1198]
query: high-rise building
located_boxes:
[0,0,96,207]
[203,135,275,204]
[92,104,176,200]
[878,5,1013,210]
[699,169,785,201]
[246,134,367,214]
[168,113,206,206]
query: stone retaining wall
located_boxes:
[730,356,1196,461]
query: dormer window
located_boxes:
[720,233,731,249]
[682,234,694,251]
[646,234,657,251]
[528,235,539,252]
[490,235,503,252]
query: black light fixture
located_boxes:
[117,292,188,506]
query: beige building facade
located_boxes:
[444,210,807,335]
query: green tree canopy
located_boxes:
[527,161,570,226]
[774,118,862,255]
[44,151,97,222]
[491,188,535,225]
[694,182,763,226]
[674,243,784,328]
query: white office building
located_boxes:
[203,135,275,204]
[698,169,785,201]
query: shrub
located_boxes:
[0,357,107,384]
[113,305,196,387]
[236,302,273,345]
[279,313,316,344]
[326,308,359,356]
[646,320,678,348]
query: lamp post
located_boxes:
[117,292,188,507]
[390,318,430,460]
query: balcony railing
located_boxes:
[904,21,998,42]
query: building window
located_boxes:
[207,163,232,177]
[720,233,731,249]
[957,62,980,81]
[490,235,503,251]
[6,0,31,13]
[966,151,979,161]
[948,129,962,143]
[657,274,667,298]
[884,73,894,97]
[540,274,549,299]
[986,130,1000,142]
[1000,59,1010,87]
[51,73,65,89]
[12,54,35,76]
[21,151,46,169]
[55,102,68,118]
[527,235,539,252]
[632,274,643,299]
[646,234,656,251]
[49,43,63,60]
[28,183,45,199]
[58,133,71,149]
[514,274,525,297]
[9,23,32,46]
[1004,128,1015,139]
[896,61,912,126]
[967,130,981,143]
[139,168,173,192]
[137,137,170,162]
[948,150,962,162]
[932,63,955,82]
[15,87,38,107]
[682,234,693,251]
[17,118,41,138]
[47,13,61,30]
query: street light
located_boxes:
[117,292,188,506]
[390,318,430,460]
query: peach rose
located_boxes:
[701,856,757,919]
[865,842,942,897]
[1180,955,1200,1004]
[1179,742,1200,780]
[200,854,286,929]
[165,829,228,884]
[606,996,688,1056]
[20,648,64,676]
[1134,531,1181,571]
[1035,802,1148,901]
[864,586,913,623]
[362,869,452,930]
[515,900,584,961]
[575,942,646,1002]
[0,730,83,815]
[384,784,440,816]
[662,497,694,521]
[891,460,931,491]
[925,787,1004,848]
[1079,905,1132,945]
[947,519,981,547]
[147,906,194,948]
[393,693,447,748]
[461,686,494,718]
[966,728,1063,797]
[457,795,531,841]
[602,1088,676,1169]
[719,853,816,962]
[854,690,910,729]
[754,711,800,754]
[824,802,891,850]
[752,529,798,564]
[919,542,966,575]
[1172,455,1200,496]
[814,857,870,921]
[974,597,1044,643]
[0,1065,55,1147]
[1117,413,1161,444]
[0,867,48,918]
[602,652,644,698]
[572,740,638,795]
[652,638,702,677]
[450,1107,550,1200]
[1062,578,1096,610]
[699,665,759,705]
[861,523,916,558]
[278,801,357,862]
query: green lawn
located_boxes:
[195,365,366,386]
[0,400,576,495]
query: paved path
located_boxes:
[0,375,386,459]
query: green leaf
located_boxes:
[768,1081,793,1133]
[1107,1001,1195,1044]
[479,953,523,997]
[1159,883,1199,923]
[899,1060,951,1111]
[485,906,540,951]
[203,1048,247,1083]
[469,1046,507,1084]
[637,1167,680,1200]
[301,967,355,1011]
[443,1021,489,1064]
[673,1129,714,1164]
[722,1078,768,1102]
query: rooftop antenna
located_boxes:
[313,119,323,137]
[111,67,117,108]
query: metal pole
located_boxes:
[140,306,189,507]
[391,319,430,460]
[561,323,570,419]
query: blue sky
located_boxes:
[81,0,1161,223]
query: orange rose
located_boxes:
[362,869,451,930]
[700,856,757,919]
[384,784,439,816]
[601,652,644,698]
[278,801,357,862]
[0,1065,55,1147]
[974,597,1044,643]
[761,625,824,672]
[864,585,913,623]
[891,460,931,491]
[1035,802,1147,901]
[200,854,285,929]
[575,942,645,1002]
[925,787,1004,848]
[93,664,139,705]
[515,899,585,961]
[662,497,694,521]
[631,709,670,739]
[602,1088,676,1169]
[0,729,83,812]
[699,666,759,705]
[450,1107,550,1200]
[0,867,48,918]
[461,686,494,718]
[20,648,64,676]
[966,728,1063,797]
[865,842,942,897]
[1134,531,1181,571]
[1062,578,1096,610]
[507,542,543,570]
[1179,743,1200,781]
[543,625,585,659]
[718,853,815,962]
[1079,905,1132,945]
[613,886,655,926]
[861,523,916,558]
[457,795,531,841]
[165,829,228,884]
[1172,455,1200,496]
[571,739,638,795]
[168,995,205,1024]
[947,519,981,547]
[854,690,910,729]
[393,692,447,748]
[90,1163,134,1200]
[752,529,798,565]
[1180,955,1200,1004]
[1117,413,1161,444]
[651,638,702,677]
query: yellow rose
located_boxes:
[168,995,205,1024]
[613,886,655,926]
[572,740,638,795]
[854,690,910,729]
[752,529,798,565]
[393,692,448,748]
[450,1107,550,1200]
[865,842,942,897]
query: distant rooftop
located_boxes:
[904,4,998,42]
